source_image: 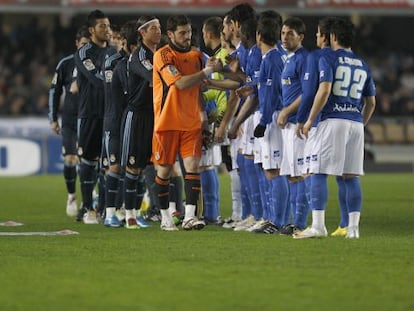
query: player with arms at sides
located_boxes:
[101,20,138,228]
[75,9,114,224]
[152,15,222,231]
[48,26,90,217]
[294,18,376,239]
[249,17,289,234]
[295,17,350,237]
[120,16,162,229]
[276,17,310,235]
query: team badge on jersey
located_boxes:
[154,152,160,161]
[141,59,153,71]
[110,154,116,163]
[51,73,58,85]
[128,156,135,165]
[77,147,83,156]
[83,59,95,71]
[105,70,113,83]
[167,65,178,76]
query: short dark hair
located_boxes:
[318,17,336,46]
[225,3,255,24]
[166,15,191,32]
[257,18,280,46]
[240,18,257,42]
[120,20,138,48]
[283,17,306,36]
[87,9,107,28]
[330,17,355,48]
[75,25,90,41]
[136,15,158,42]
[258,10,282,28]
[203,16,222,39]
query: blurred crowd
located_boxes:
[0,15,413,118]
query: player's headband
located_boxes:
[137,19,159,31]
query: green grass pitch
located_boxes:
[0,173,413,311]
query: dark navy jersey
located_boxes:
[103,49,126,121]
[257,48,285,126]
[297,47,333,125]
[75,42,115,118]
[111,58,129,120]
[127,44,154,112]
[318,48,376,123]
[281,46,308,124]
[48,54,78,123]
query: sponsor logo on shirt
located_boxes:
[282,77,291,85]
[333,103,360,113]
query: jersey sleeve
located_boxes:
[297,52,319,124]
[111,63,128,117]
[75,45,104,88]
[154,48,182,87]
[130,51,153,84]
[48,60,65,122]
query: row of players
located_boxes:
[49,3,376,238]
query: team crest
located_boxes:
[77,147,83,156]
[110,154,116,163]
[105,70,113,83]
[128,156,135,165]
[167,65,178,76]
[83,59,95,71]
[154,152,160,161]
[52,73,58,85]
[141,59,153,71]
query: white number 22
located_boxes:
[332,66,367,100]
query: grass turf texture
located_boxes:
[0,173,413,311]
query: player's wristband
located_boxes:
[202,67,214,77]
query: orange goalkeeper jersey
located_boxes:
[153,44,203,132]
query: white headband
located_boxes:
[137,18,159,31]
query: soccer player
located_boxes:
[295,17,350,236]
[294,18,376,239]
[120,16,162,229]
[199,16,228,225]
[276,17,310,235]
[250,17,289,234]
[74,10,115,224]
[152,15,222,231]
[48,26,90,217]
[101,20,137,228]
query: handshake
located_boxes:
[203,57,223,77]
